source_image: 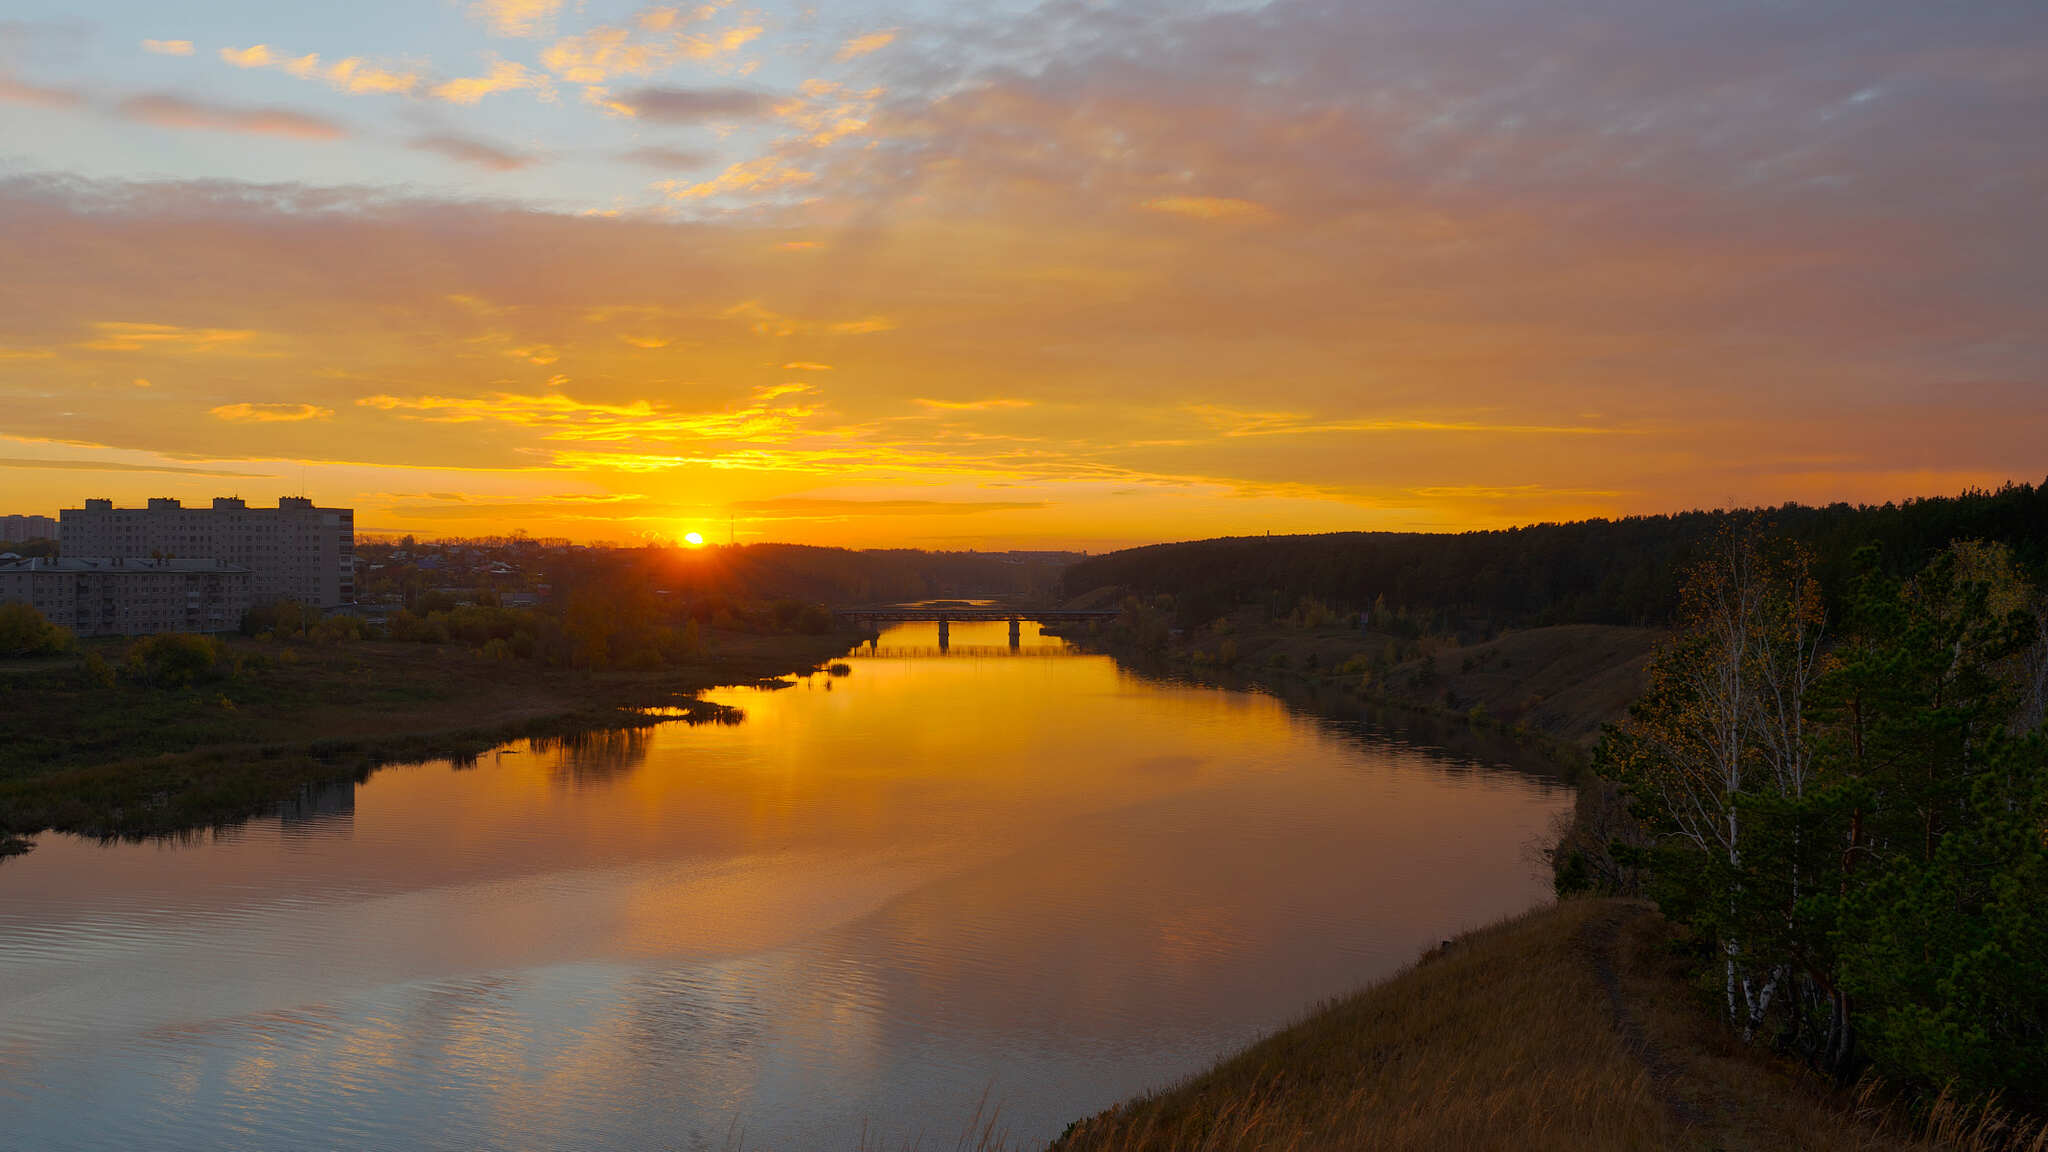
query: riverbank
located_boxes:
[0,629,857,851]
[1047,615,1660,766]
[1048,898,1963,1152]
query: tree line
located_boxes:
[1060,481,2048,632]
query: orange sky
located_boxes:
[1,0,2043,548]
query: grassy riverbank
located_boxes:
[1046,898,1994,1152]
[1050,613,1660,759]
[0,629,856,850]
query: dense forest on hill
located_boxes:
[1060,482,2048,631]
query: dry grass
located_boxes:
[1048,899,1673,1152]
[1037,899,2014,1152]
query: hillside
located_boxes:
[1050,899,1979,1152]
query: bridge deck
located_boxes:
[831,608,1118,622]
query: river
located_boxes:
[0,620,1570,1150]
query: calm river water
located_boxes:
[0,621,1569,1150]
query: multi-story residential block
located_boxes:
[0,557,252,636]
[59,497,354,608]
[0,514,58,542]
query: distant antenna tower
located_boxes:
[729,513,735,546]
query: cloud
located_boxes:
[664,156,814,199]
[81,321,259,352]
[542,15,762,84]
[218,44,272,68]
[0,456,273,477]
[431,59,546,104]
[0,71,84,108]
[469,0,560,38]
[115,92,346,139]
[620,145,711,170]
[836,30,896,61]
[916,398,1033,411]
[142,39,193,56]
[1140,196,1269,220]
[220,44,421,96]
[356,384,819,444]
[733,498,1049,518]
[210,402,333,423]
[5,0,2046,551]
[600,85,774,121]
[410,133,535,171]
[770,78,876,146]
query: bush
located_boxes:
[308,615,362,645]
[123,633,226,687]
[241,598,312,637]
[0,602,71,656]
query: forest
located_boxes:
[1562,528,2047,1116]
[1059,482,2048,632]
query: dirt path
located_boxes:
[1579,903,1712,1137]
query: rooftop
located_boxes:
[0,557,251,574]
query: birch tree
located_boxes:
[1601,525,1823,1039]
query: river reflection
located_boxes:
[0,621,1570,1150]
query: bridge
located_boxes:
[831,605,1119,650]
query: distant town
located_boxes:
[0,498,1089,638]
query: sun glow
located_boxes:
[683,531,705,546]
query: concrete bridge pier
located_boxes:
[1008,616,1021,649]
[937,616,950,651]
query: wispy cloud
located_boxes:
[835,30,896,61]
[210,402,333,423]
[0,456,274,477]
[410,133,535,171]
[141,39,193,56]
[468,0,560,38]
[115,92,346,139]
[0,71,84,108]
[597,85,774,121]
[620,145,710,169]
[663,156,815,199]
[431,59,547,104]
[81,321,261,351]
[734,497,1047,518]
[916,398,1034,412]
[220,44,421,96]
[542,14,762,84]
[1141,196,1269,220]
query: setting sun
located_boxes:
[683,531,705,547]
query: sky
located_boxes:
[1,0,2044,548]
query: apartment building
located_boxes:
[59,496,354,608]
[0,557,252,636]
[0,514,58,541]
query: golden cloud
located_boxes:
[142,39,194,56]
[81,321,261,351]
[220,44,421,96]
[210,402,333,423]
[542,14,760,85]
[836,30,897,61]
[916,398,1034,411]
[431,59,547,104]
[469,0,561,37]
[1141,196,1271,220]
[219,44,272,68]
